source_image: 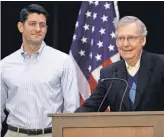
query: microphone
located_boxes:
[97,70,128,112]
[97,70,116,112]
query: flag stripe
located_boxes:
[70,51,91,101]
[70,1,120,104]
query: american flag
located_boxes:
[70,1,120,104]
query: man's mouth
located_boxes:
[123,49,133,52]
[32,34,41,36]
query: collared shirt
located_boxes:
[0,41,80,129]
[125,59,141,76]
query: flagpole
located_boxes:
[114,1,120,21]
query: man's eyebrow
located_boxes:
[28,21,46,24]
[28,21,37,23]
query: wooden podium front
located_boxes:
[49,111,164,137]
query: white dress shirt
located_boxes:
[0,41,80,129]
[125,59,141,76]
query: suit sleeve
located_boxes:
[75,67,113,112]
[158,59,164,110]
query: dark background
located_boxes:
[1,1,164,136]
[1,1,164,59]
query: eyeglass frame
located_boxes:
[116,35,141,43]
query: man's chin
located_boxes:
[30,40,42,46]
[122,55,134,61]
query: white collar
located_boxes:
[20,41,46,56]
[125,58,141,70]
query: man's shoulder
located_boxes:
[45,46,68,56]
[45,45,72,61]
[101,60,124,73]
[103,59,124,70]
[1,49,21,64]
[143,51,164,64]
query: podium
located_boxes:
[49,111,164,137]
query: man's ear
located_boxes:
[142,36,146,47]
[17,22,23,33]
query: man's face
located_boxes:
[18,13,47,46]
[116,22,146,64]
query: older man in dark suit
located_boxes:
[75,16,164,112]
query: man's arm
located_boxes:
[75,67,112,112]
[0,64,8,130]
[61,56,80,112]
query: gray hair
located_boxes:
[116,16,148,36]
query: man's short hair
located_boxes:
[19,4,49,23]
[116,16,148,36]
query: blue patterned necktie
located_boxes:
[129,82,137,103]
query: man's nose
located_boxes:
[123,38,130,47]
[35,24,41,31]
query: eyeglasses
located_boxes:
[116,35,140,43]
[28,21,47,29]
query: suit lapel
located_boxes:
[133,51,153,110]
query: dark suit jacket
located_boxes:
[76,51,164,112]
[159,54,164,62]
